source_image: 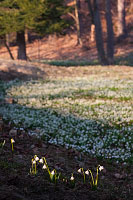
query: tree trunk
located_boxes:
[105,0,114,64]
[6,34,10,46]
[17,31,27,60]
[86,0,95,42]
[93,0,107,65]
[4,39,14,60]
[117,0,127,39]
[90,24,95,42]
[74,0,82,46]
[87,0,94,24]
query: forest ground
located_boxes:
[0,16,133,199]
[0,61,133,200]
[0,114,132,200]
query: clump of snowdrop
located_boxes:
[85,165,104,190]
[30,154,104,189]
[40,156,60,184]
[78,168,86,183]
[30,155,40,175]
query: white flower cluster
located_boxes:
[0,75,132,163]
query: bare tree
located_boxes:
[117,0,127,39]
[105,0,114,64]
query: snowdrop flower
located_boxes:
[11,138,15,144]
[99,165,104,171]
[42,164,47,169]
[32,160,36,165]
[39,158,44,163]
[51,170,55,175]
[34,155,39,161]
[78,168,82,173]
[85,170,89,175]
[70,174,74,181]
[3,140,5,146]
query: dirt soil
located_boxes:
[0,117,132,200]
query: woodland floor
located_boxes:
[0,29,133,199]
[0,61,133,200]
[0,117,133,200]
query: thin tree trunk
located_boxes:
[6,34,10,46]
[4,38,14,60]
[90,24,95,42]
[87,0,94,24]
[105,0,114,64]
[93,0,107,65]
[74,0,82,46]
[117,0,127,39]
[87,0,95,42]
[17,31,27,60]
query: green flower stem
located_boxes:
[89,170,94,186]
[35,162,37,175]
[81,168,86,184]
[12,143,14,152]
[95,167,99,187]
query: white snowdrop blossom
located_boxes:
[78,168,82,173]
[51,170,55,175]
[99,165,104,171]
[11,138,15,144]
[85,170,89,175]
[32,160,36,164]
[34,155,39,161]
[70,175,74,181]
[42,164,47,169]
[39,158,44,163]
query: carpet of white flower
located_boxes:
[0,73,133,163]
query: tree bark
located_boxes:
[93,0,107,65]
[74,0,82,46]
[117,0,127,39]
[17,31,27,60]
[87,0,94,24]
[4,39,14,60]
[105,0,114,64]
[86,0,95,42]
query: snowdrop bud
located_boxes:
[35,156,39,161]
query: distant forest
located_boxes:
[0,0,132,65]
